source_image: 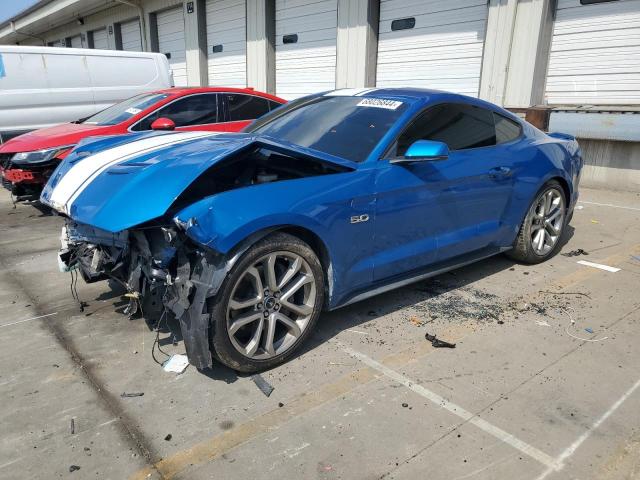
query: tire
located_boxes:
[208,232,325,373]
[506,180,567,264]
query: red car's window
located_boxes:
[83,93,169,126]
[132,94,219,131]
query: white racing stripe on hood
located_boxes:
[49,131,218,214]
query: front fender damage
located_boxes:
[59,221,250,370]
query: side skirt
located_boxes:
[334,246,512,309]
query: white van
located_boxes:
[0,46,173,142]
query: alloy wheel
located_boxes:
[226,251,316,360]
[530,188,565,256]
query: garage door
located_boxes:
[48,40,62,47]
[275,0,337,100]
[157,7,187,86]
[91,28,108,49]
[376,0,488,97]
[120,19,142,51]
[546,0,640,105]
[205,0,247,87]
[69,35,83,48]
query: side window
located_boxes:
[226,94,270,121]
[132,94,218,131]
[395,104,497,156]
[494,112,522,144]
[268,100,283,111]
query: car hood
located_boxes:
[0,123,117,154]
[40,130,357,233]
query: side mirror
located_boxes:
[150,117,176,131]
[392,140,449,164]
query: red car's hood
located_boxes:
[0,123,119,154]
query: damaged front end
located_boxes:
[59,220,234,370]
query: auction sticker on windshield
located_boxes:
[357,98,403,110]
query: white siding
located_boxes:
[91,28,108,49]
[275,0,338,100]
[157,7,188,86]
[206,0,247,87]
[120,18,143,51]
[546,0,640,105]
[376,0,488,97]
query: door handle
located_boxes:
[488,166,512,178]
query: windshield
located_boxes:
[245,95,409,162]
[83,93,169,126]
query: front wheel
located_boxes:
[506,181,566,264]
[208,232,324,372]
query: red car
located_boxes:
[0,87,285,197]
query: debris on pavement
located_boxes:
[164,434,172,441]
[561,249,589,257]
[536,320,551,327]
[163,354,189,374]
[70,418,75,434]
[561,308,608,342]
[69,465,80,473]
[409,316,424,326]
[251,374,274,397]
[585,327,594,334]
[539,290,592,299]
[425,333,456,348]
[402,403,409,408]
[120,392,144,398]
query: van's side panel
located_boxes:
[0,46,172,140]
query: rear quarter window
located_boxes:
[494,113,522,144]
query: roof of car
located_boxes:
[154,87,285,102]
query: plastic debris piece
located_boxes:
[576,205,584,210]
[561,249,589,257]
[163,354,189,374]
[120,392,144,398]
[425,333,456,348]
[70,418,75,435]
[402,403,408,408]
[251,374,274,397]
[164,434,172,441]
[585,328,594,334]
[536,320,551,327]
[591,219,599,224]
[69,465,80,473]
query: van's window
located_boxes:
[494,112,522,144]
[83,93,169,125]
[395,104,497,155]
[225,94,271,121]
[132,94,219,130]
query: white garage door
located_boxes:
[157,7,188,86]
[69,35,83,48]
[546,0,640,105]
[206,0,247,87]
[275,0,337,100]
[91,28,108,49]
[376,0,488,97]
[120,19,143,51]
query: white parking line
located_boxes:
[0,312,58,328]
[341,345,558,470]
[576,260,621,273]
[534,376,640,480]
[579,201,640,212]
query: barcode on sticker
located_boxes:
[125,108,142,115]
[357,98,403,110]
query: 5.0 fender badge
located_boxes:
[350,214,369,224]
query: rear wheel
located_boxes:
[507,181,566,264]
[208,233,324,372]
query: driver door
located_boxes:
[372,103,516,282]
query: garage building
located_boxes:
[1,0,639,191]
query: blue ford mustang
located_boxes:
[41,88,582,372]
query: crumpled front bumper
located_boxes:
[2,167,47,184]
[57,219,238,370]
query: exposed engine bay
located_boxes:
[56,146,346,369]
